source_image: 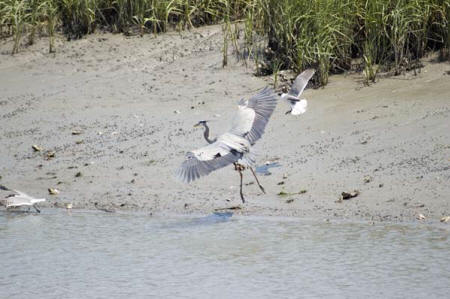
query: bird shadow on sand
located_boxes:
[255,162,281,176]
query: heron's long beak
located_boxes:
[193,123,200,128]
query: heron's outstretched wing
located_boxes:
[288,69,315,97]
[176,142,242,183]
[230,87,278,145]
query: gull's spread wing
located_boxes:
[288,69,315,97]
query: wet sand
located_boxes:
[1,25,449,222]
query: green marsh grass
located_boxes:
[0,0,447,84]
[1,0,30,54]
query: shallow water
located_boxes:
[1,209,449,299]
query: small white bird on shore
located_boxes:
[0,185,46,213]
[280,69,315,115]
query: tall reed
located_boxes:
[246,0,448,84]
[43,0,58,52]
[1,0,29,54]
[0,0,446,83]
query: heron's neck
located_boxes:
[203,124,216,144]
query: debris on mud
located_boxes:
[440,216,450,223]
[48,188,59,195]
[32,145,43,152]
[94,202,115,213]
[214,206,242,211]
[412,203,425,208]
[72,130,82,135]
[45,151,56,159]
[416,213,426,220]
[278,190,307,197]
[339,190,359,201]
[363,176,373,183]
[359,136,371,144]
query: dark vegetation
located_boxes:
[0,0,448,84]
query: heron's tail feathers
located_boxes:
[239,151,256,168]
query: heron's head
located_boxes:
[193,120,208,128]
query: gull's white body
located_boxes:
[1,190,46,209]
[281,94,308,115]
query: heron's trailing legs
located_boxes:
[234,163,246,203]
[238,169,245,203]
[234,163,265,203]
[249,167,265,194]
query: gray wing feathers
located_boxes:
[288,69,315,97]
[245,87,278,145]
[177,151,242,183]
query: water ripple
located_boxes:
[1,210,449,298]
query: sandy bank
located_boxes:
[1,26,449,223]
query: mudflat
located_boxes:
[1,25,449,222]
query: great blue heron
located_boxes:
[177,87,278,203]
[0,185,46,213]
[281,69,315,115]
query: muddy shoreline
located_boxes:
[1,25,449,223]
